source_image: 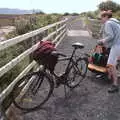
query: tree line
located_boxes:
[80,0,120,20]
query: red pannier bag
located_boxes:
[32,40,58,72]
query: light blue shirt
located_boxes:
[102,18,120,48]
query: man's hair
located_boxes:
[100,10,112,18]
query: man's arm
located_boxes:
[103,22,114,43]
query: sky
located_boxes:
[0,0,120,13]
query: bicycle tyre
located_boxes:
[11,71,54,111]
[67,57,88,88]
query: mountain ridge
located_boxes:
[0,8,41,14]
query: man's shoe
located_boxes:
[96,74,103,79]
[108,85,119,93]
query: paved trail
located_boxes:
[14,17,120,120]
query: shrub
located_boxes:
[0,14,62,92]
[113,11,120,20]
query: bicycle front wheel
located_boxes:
[67,57,88,88]
[11,71,54,111]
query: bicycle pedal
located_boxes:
[55,80,61,88]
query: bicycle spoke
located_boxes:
[67,58,88,88]
[12,71,54,111]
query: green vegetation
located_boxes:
[81,0,120,38]
[0,40,32,90]
[81,1,120,19]
[114,11,120,20]
[5,14,61,37]
[98,1,120,20]
[63,12,79,16]
[0,13,62,92]
[98,1,120,12]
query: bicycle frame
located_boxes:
[52,48,78,79]
[12,42,87,111]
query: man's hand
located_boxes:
[97,39,105,45]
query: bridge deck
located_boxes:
[13,18,120,120]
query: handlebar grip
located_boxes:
[97,41,103,45]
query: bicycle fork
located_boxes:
[31,73,44,95]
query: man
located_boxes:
[98,10,120,93]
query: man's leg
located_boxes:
[112,66,118,86]
[107,65,119,93]
[107,65,118,85]
[107,46,119,93]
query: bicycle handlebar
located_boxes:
[57,52,67,57]
[51,51,67,57]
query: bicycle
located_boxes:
[11,42,88,111]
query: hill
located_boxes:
[0,8,41,14]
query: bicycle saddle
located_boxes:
[72,42,84,49]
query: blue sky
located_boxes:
[0,0,120,13]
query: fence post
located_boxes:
[65,22,67,33]
[56,24,58,37]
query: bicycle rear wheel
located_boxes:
[67,57,88,88]
[12,71,54,111]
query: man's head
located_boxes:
[99,10,112,23]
